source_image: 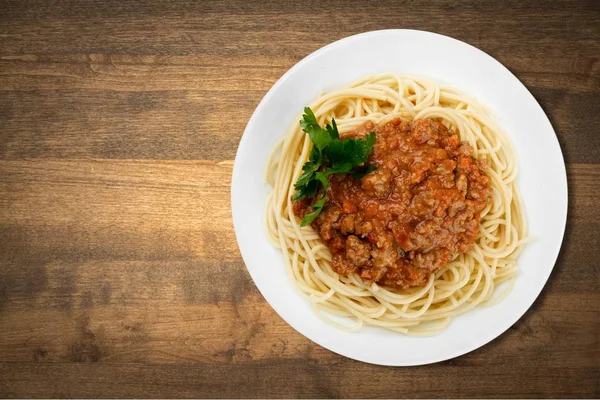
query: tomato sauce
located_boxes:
[294,118,491,288]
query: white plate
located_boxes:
[231,30,567,366]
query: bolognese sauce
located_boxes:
[294,118,491,288]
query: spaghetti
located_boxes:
[265,74,527,334]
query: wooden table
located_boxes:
[1,0,598,398]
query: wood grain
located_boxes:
[1,0,599,398]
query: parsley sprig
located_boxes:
[293,107,376,226]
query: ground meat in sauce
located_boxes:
[293,118,491,288]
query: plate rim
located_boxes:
[231,29,568,366]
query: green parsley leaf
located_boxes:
[300,107,332,151]
[292,146,323,201]
[292,179,318,201]
[324,132,376,167]
[300,106,318,130]
[325,118,340,140]
[294,107,377,226]
[325,163,353,175]
[294,148,320,188]
[300,172,329,226]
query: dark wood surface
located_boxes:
[1,0,599,398]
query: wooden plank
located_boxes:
[1,54,597,93]
[0,90,259,160]
[569,164,600,223]
[0,55,289,92]
[0,160,597,224]
[0,290,597,367]
[0,160,237,263]
[0,88,598,162]
[1,1,599,58]
[1,356,598,398]
[0,282,335,364]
